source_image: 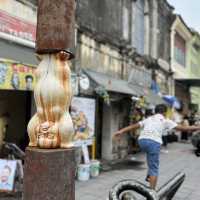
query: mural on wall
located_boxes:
[0,59,36,91]
[71,97,96,141]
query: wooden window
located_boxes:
[122,6,129,40]
[132,0,145,55]
[174,32,186,67]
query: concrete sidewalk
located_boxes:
[76,142,200,200]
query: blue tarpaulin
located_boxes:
[163,95,181,109]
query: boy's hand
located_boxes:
[113,130,123,138]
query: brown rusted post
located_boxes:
[24,0,76,199]
[36,0,75,58]
[23,148,75,200]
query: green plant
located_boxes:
[95,86,110,105]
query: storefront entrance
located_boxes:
[0,90,33,151]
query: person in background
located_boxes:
[161,128,169,153]
[145,109,153,118]
[0,113,10,152]
[11,72,20,89]
[114,104,200,190]
[171,108,183,141]
[25,75,34,90]
[0,165,12,190]
[181,115,190,141]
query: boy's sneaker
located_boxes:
[145,175,150,182]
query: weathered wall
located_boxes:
[187,33,200,108]
[77,33,122,79]
[102,99,130,160]
[157,0,174,63]
[187,33,200,77]
[175,82,190,114]
[76,0,123,47]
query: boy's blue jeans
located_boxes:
[138,139,161,176]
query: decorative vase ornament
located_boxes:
[27,0,75,148]
[28,52,74,148]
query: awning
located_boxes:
[176,78,200,87]
[0,38,38,66]
[128,84,165,105]
[84,69,165,105]
[146,91,166,105]
[84,69,138,96]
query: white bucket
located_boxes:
[90,160,100,178]
[77,164,90,181]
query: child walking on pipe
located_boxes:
[114,104,200,190]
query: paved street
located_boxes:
[1,142,200,200]
[76,142,200,200]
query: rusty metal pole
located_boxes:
[36,0,75,58]
[23,0,76,199]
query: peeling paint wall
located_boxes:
[76,0,123,47]
[77,34,123,79]
[188,33,200,109]
[157,1,174,63]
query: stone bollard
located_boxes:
[23,147,75,200]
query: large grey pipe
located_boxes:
[157,172,185,200]
[109,172,185,200]
[109,179,158,200]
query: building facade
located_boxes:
[186,31,200,111]
[76,0,133,160]
[170,15,193,113]
[76,0,173,160]
[171,16,200,115]
[0,0,37,150]
[2,0,198,160]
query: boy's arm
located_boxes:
[114,123,141,137]
[175,125,200,132]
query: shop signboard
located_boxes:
[0,58,36,91]
[0,9,36,42]
[0,159,17,192]
[71,97,96,146]
[0,59,83,92]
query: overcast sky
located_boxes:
[168,0,200,32]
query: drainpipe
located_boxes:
[120,47,125,80]
[169,26,175,96]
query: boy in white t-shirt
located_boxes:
[114,104,200,189]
